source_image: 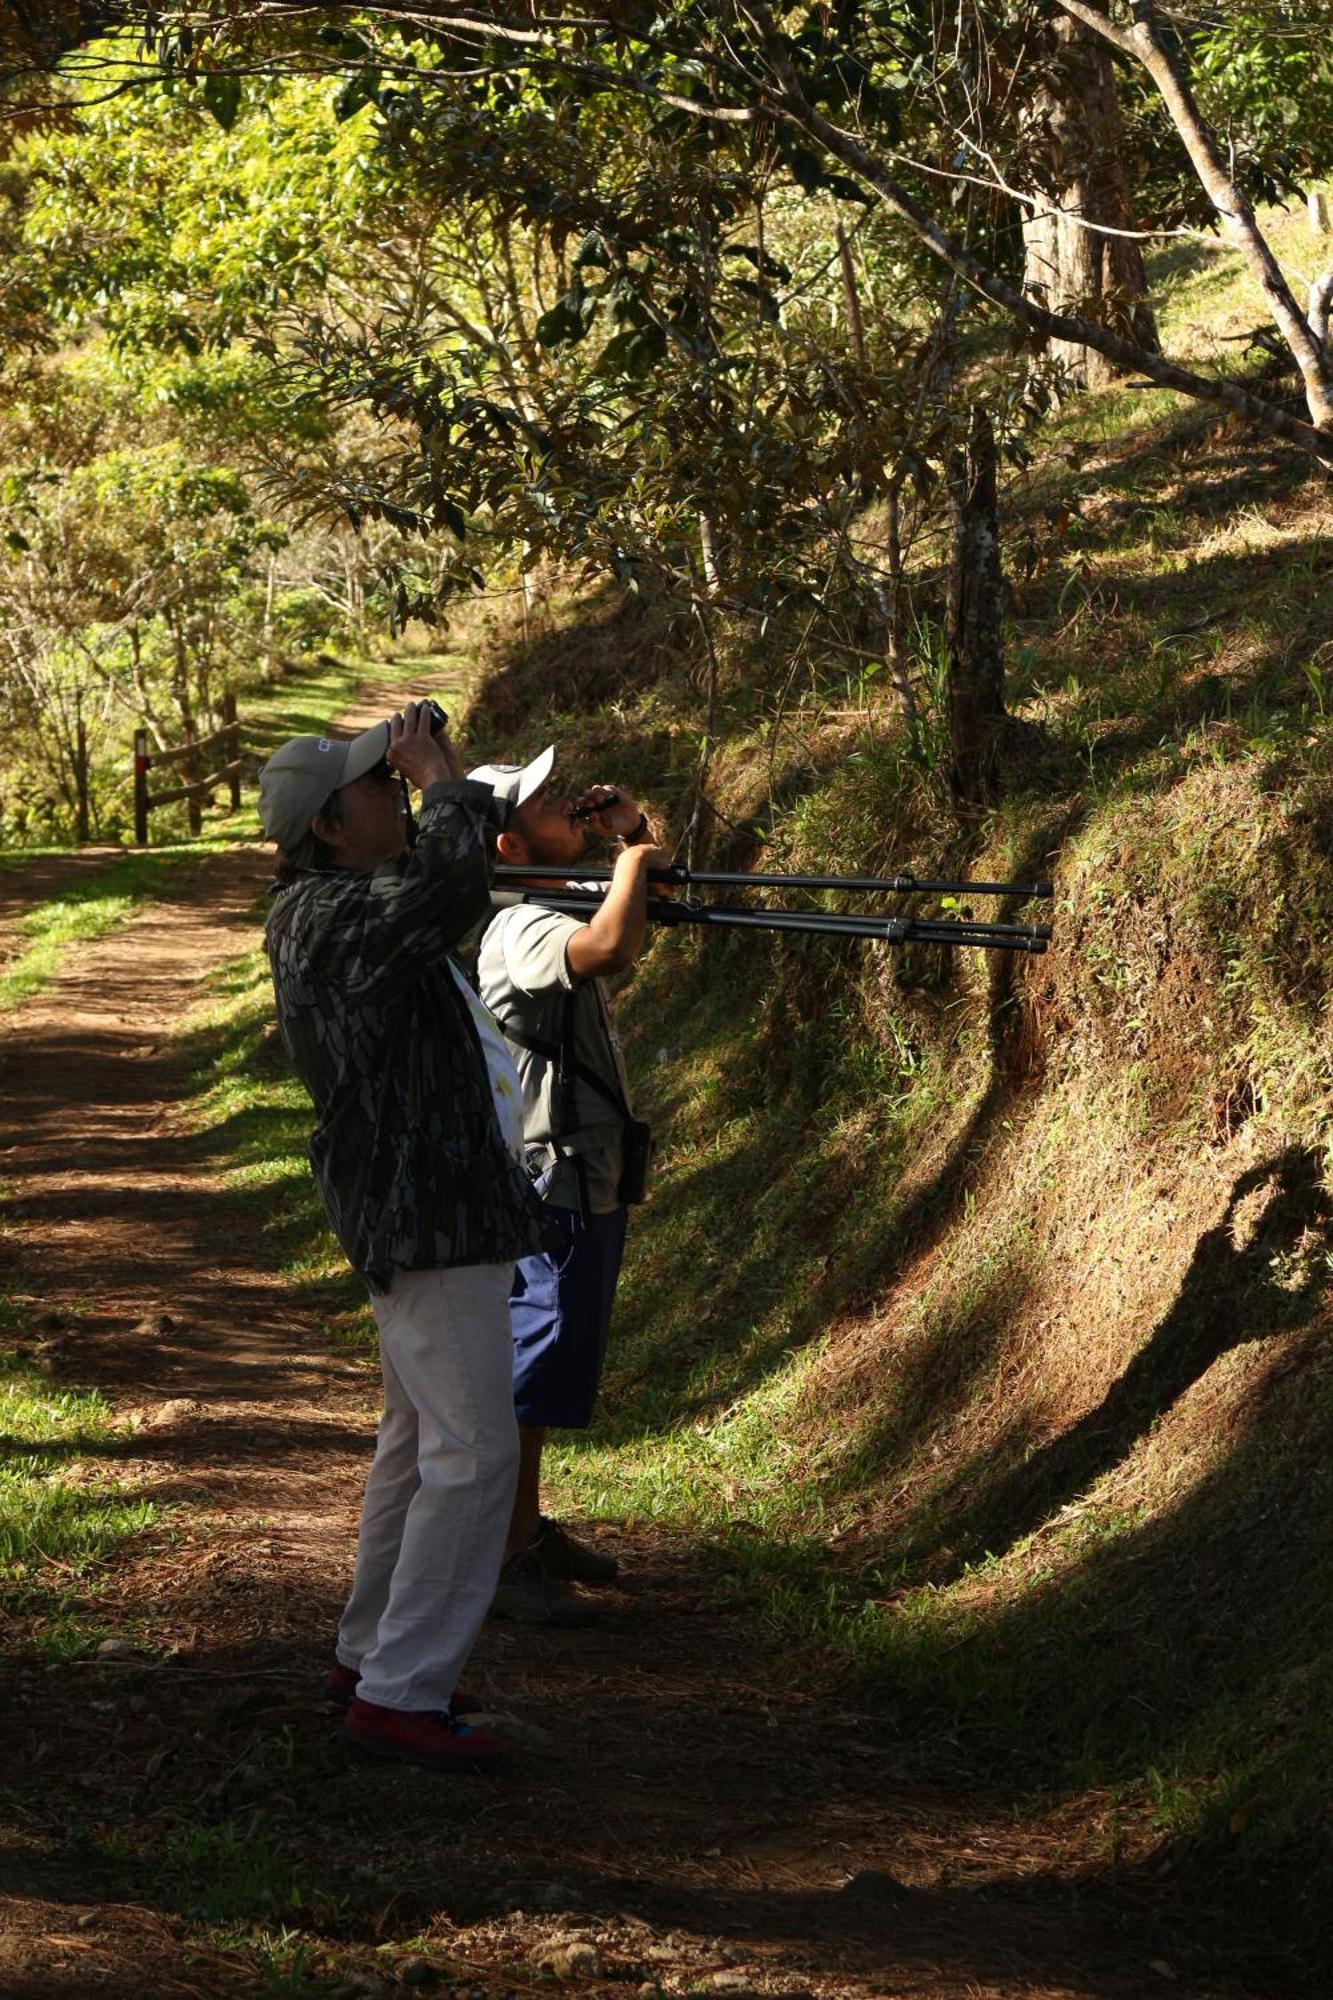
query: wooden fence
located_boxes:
[133,691,248,845]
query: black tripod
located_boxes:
[493,865,1054,954]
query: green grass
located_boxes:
[0,1338,156,1628]
[157,1815,308,1923]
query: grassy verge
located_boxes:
[0,1302,157,1661]
[0,843,222,1011]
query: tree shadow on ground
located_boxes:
[914,1145,1332,1577]
[850,1285,1333,1994]
[4,1555,1296,1999]
[600,835,1056,1442]
[588,798,1074,1473]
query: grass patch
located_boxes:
[0,1338,156,1627]
[178,950,339,1261]
[173,933,371,1346]
[0,844,223,1010]
[158,1814,308,1923]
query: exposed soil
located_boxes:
[0,838,1284,1999]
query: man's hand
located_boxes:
[574,784,646,841]
[613,840,667,877]
[386,700,462,789]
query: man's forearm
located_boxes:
[569,845,658,976]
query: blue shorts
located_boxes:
[510,1205,628,1428]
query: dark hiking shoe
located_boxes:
[537,1516,619,1586]
[327,1662,482,1714]
[491,1539,597,1627]
[343,1697,502,1772]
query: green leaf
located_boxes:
[724,243,793,283]
[202,72,242,132]
[732,277,780,323]
[433,497,468,540]
[535,291,597,348]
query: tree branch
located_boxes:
[738,0,1333,465]
[1055,0,1333,430]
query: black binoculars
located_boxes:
[569,789,622,824]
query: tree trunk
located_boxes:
[262,553,279,680]
[1022,15,1158,390]
[1057,0,1333,432]
[946,406,1007,807]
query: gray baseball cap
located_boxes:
[466,744,555,812]
[258,721,391,849]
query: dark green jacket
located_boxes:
[264,778,546,1291]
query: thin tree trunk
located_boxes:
[698,512,723,600]
[686,591,722,872]
[168,614,203,836]
[262,553,279,679]
[876,481,916,727]
[1309,269,1333,349]
[946,406,1007,807]
[835,221,867,366]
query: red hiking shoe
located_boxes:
[326,1662,482,1714]
[343,1697,503,1772]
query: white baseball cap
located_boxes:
[466,744,555,813]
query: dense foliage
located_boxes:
[2,3,1332,838]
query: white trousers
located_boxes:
[336,1262,518,1712]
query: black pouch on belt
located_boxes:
[617,1117,655,1205]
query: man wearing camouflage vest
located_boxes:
[260,700,546,1772]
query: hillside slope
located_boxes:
[457,230,1333,1987]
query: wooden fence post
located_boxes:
[74,695,90,845]
[184,722,202,837]
[133,729,150,847]
[222,690,241,811]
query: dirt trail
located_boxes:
[0,819,1278,1995]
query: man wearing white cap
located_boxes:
[259,700,547,1771]
[468,747,664,1625]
